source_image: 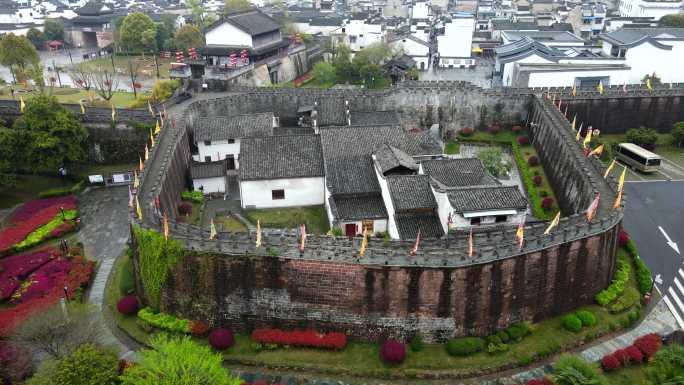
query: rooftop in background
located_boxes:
[206,8,281,36]
[194,113,274,142]
[600,28,684,47]
[350,111,400,127]
[448,186,528,213]
[239,135,324,181]
[503,30,586,44]
[190,160,227,179]
[422,158,499,188]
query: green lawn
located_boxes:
[244,206,329,234]
[444,141,460,155]
[0,86,145,108]
[215,215,248,232]
[76,54,174,78]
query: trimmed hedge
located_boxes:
[575,310,596,327]
[181,190,204,203]
[610,287,640,313]
[208,328,235,350]
[116,295,139,315]
[595,258,630,306]
[562,314,582,333]
[137,307,189,334]
[380,340,406,364]
[38,180,85,198]
[446,337,485,357]
[505,322,531,341]
[625,239,653,295]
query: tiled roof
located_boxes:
[374,144,419,175]
[190,160,226,179]
[600,28,684,47]
[239,135,324,181]
[386,175,437,211]
[273,126,315,136]
[316,98,347,126]
[328,194,388,221]
[422,158,499,188]
[319,126,442,195]
[448,186,527,213]
[395,212,444,239]
[350,110,400,126]
[195,113,273,142]
[209,9,281,36]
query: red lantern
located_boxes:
[229,51,237,66]
[133,82,142,89]
[175,51,184,63]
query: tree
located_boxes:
[660,13,684,27]
[25,344,120,385]
[44,19,65,41]
[0,34,40,82]
[120,12,157,53]
[312,61,336,86]
[26,27,46,49]
[224,0,253,13]
[120,335,243,385]
[673,121,684,147]
[354,42,393,65]
[69,62,94,97]
[92,66,119,101]
[625,127,658,150]
[175,24,204,51]
[478,147,511,177]
[0,125,29,186]
[10,95,88,173]
[647,343,684,385]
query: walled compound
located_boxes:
[128,81,684,342]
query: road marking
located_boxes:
[679,268,684,281]
[662,158,684,173]
[659,226,681,255]
[675,277,684,295]
[658,169,674,180]
[663,293,684,330]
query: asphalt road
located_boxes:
[623,181,684,289]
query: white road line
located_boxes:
[658,169,674,180]
[663,294,684,330]
[674,277,684,296]
[679,268,684,281]
[662,158,684,173]
[670,286,684,314]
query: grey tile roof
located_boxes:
[218,9,281,36]
[319,126,442,195]
[395,212,444,239]
[190,161,226,179]
[195,113,274,142]
[503,30,584,43]
[350,110,400,126]
[448,186,528,213]
[328,194,388,221]
[387,175,437,211]
[374,144,419,175]
[600,28,684,47]
[422,158,499,188]
[316,98,347,126]
[273,126,315,136]
[239,135,324,181]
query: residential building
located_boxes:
[343,17,384,52]
[567,3,607,39]
[501,30,586,47]
[618,0,683,20]
[604,16,658,31]
[293,16,344,36]
[65,0,118,47]
[191,161,228,194]
[436,13,476,67]
[388,31,432,70]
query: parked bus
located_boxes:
[615,143,662,173]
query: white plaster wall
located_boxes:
[431,185,452,234]
[293,22,342,36]
[526,68,630,87]
[193,176,226,194]
[624,41,684,83]
[373,161,399,239]
[197,140,241,163]
[437,17,475,59]
[502,54,552,85]
[240,177,325,209]
[345,20,383,52]
[324,184,335,228]
[206,22,253,47]
[412,1,430,19]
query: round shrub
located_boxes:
[409,334,424,352]
[517,136,530,145]
[446,337,485,356]
[575,310,596,327]
[562,314,583,333]
[618,230,630,248]
[178,202,193,215]
[486,335,503,345]
[527,155,539,166]
[189,320,210,336]
[506,323,531,341]
[208,328,235,350]
[541,197,554,210]
[461,127,474,136]
[380,340,406,364]
[601,354,621,371]
[496,330,510,343]
[634,333,662,359]
[511,125,523,132]
[613,348,630,366]
[533,175,543,186]
[116,295,139,315]
[626,345,643,364]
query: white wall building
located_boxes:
[388,31,432,70]
[618,0,683,20]
[191,161,228,194]
[344,18,384,52]
[437,14,476,67]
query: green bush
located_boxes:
[625,127,658,149]
[38,180,85,198]
[609,286,640,313]
[512,141,547,219]
[119,253,135,295]
[446,337,486,357]
[536,339,561,358]
[518,354,533,366]
[181,190,204,203]
[505,322,531,342]
[625,240,653,295]
[673,121,684,147]
[496,330,510,343]
[628,309,641,324]
[595,258,630,306]
[151,79,181,102]
[137,307,190,334]
[487,341,509,355]
[562,314,583,333]
[486,335,502,345]
[552,354,607,385]
[575,310,597,327]
[409,334,424,352]
[647,343,684,384]
[54,343,120,385]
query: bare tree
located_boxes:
[11,302,101,359]
[69,62,94,100]
[93,66,119,101]
[127,57,142,98]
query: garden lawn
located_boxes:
[177,201,204,226]
[0,86,143,108]
[444,142,460,155]
[244,206,329,234]
[75,55,173,78]
[215,216,248,232]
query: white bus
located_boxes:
[615,143,662,173]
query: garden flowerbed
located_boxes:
[0,196,78,256]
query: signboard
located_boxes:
[88,175,104,183]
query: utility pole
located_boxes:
[53,60,62,87]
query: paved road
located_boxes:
[623,180,684,327]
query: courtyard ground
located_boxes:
[0,85,147,108]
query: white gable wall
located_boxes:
[502,54,552,85]
[373,159,400,239]
[525,67,630,87]
[240,177,325,209]
[198,140,241,163]
[206,22,253,47]
[438,17,475,59]
[623,40,684,83]
[193,176,226,194]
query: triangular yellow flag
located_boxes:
[155,119,161,134]
[604,159,616,179]
[139,156,144,172]
[145,144,149,160]
[163,212,169,240]
[210,218,217,240]
[467,230,473,257]
[576,123,583,142]
[79,100,86,114]
[19,96,25,113]
[111,103,116,121]
[544,211,561,235]
[597,81,604,95]
[516,222,524,250]
[359,228,369,256]
[613,166,627,209]
[646,78,653,92]
[588,144,604,157]
[583,126,593,149]
[148,100,155,117]
[255,220,262,248]
[133,170,140,189]
[135,195,143,220]
[571,115,576,131]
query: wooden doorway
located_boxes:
[345,223,357,238]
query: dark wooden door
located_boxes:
[345,223,356,238]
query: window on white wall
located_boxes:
[204,140,211,145]
[228,139,235,144]
[272,189,285,200]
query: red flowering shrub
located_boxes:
[380,340,406,364]
[527,156,539,166]
[626,345,643,364]
[601,354,621,371]
[0,196,77,255]
[526,379,553,385]
[541,197,554,210]
[461,127,474,136]
[0,295,57,336]
[178,202,193,215]
[251,328,347,350]
[511,125,523,132]
[618,230,630,248]
[634,333,662,359]
[117,295,139,315]
[0,248,57,301]
[209,328,235,350]
[189,320,210,336]
[613,349,630,366]
[517,136,530,145]
[533,175,543,186]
